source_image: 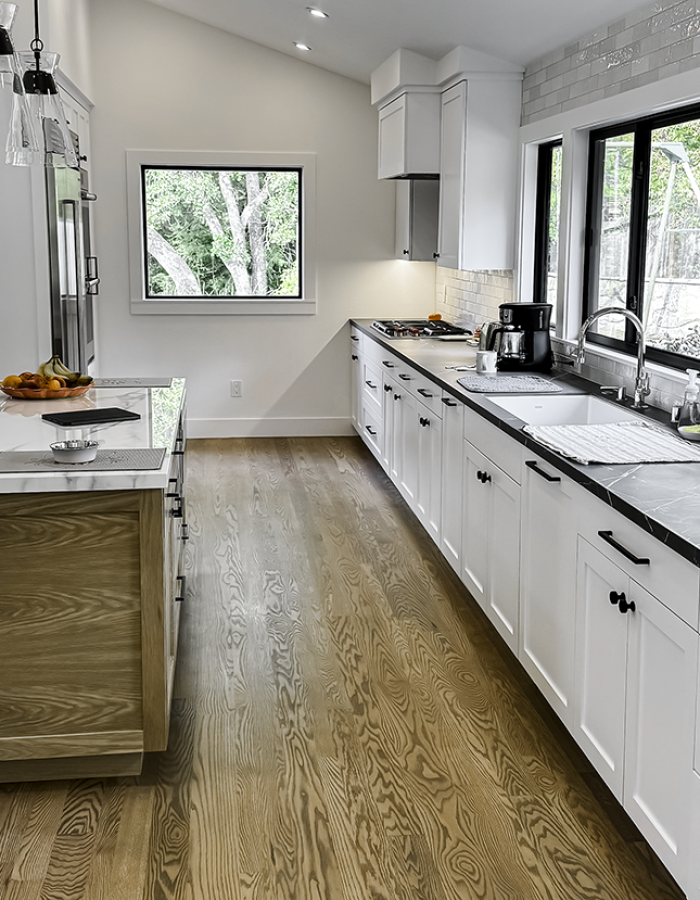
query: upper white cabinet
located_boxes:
[395,179,439,261]
[437,79,521,271]
[378,92,441,179]
[372,46,523,270]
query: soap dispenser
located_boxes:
[677,369,700,440]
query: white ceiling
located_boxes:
[143,0,655,85]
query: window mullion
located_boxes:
[625,125,651,344]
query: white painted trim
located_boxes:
[126,149,317,315]
[187,417,355,439]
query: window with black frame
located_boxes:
[141,165,302,300]
[583,105,700,368]
[534,139,562,325]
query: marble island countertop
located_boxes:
[352,319,700,567]
[0,378,185,493]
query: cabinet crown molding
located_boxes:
[371,45,523,107]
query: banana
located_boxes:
[50,356,80,381]
[37,359,55,379]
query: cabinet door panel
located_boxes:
[461,441,490,607]
[573,538,628,798]
[624,581,698,881]
[519,456,577,726]
[416,407,442,544]
[440,398,464,573]
[487,468,520,652]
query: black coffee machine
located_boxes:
[481,303,553,372]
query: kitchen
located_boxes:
[2,0,700,896]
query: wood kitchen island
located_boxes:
[0,379,187,782]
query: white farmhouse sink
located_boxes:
[487,393,642,426]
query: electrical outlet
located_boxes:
[230,380,242,397]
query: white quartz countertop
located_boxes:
[0,379,186,493]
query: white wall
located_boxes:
[86,0,436,437]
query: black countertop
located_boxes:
[351,319,700,568]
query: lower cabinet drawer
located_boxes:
[360,402,382,459]
[577,497,700,629]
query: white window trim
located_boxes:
[517,67,700,346]
[126,149,317,315]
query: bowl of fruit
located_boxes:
[2,356,93,399]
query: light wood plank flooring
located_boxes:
[0,436,685,899]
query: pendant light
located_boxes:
[17,0,77,168]
[0,1,40,165]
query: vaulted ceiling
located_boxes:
[143,0,656,84]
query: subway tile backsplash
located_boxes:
[434,267,686,414]
[522,0,700,124]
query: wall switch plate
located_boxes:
[230,380,242,397]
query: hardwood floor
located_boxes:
[0,436,685,899]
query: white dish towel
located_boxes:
[523,420,700,465]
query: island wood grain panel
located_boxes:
[0,491,144,750]
[0,437,687,899]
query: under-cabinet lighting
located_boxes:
[307,7,329,17]
[294,42,312,51]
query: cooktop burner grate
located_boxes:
[371,319,470,338]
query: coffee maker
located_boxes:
[480,303,553,372]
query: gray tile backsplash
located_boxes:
[522,0,700,125]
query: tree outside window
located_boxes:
[142,166,301,299]
[584,107,700,368]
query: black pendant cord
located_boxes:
[30,0,43,71]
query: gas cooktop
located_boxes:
[371,319,471,339]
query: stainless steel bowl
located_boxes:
[50,440,99,463]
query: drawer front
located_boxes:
[361,359,383,413]
[578,497,700,629]
[360,401,383,460]
[379,352,442,417]
[411,370,443,417]
[464,405,521,483]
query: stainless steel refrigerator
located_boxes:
[45,124,98,374]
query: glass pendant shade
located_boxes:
[18,49,78,168]
[0,2,40,165]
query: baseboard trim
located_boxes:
[188,417,355,438]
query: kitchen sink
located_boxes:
[486,393,643,426]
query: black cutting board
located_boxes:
[42,407,141,427]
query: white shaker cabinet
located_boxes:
[461,438,521,653]
[439,394,464,574]
[395,179,439,261]
[437,79,521,271]
[574,536,698,885]
[377,92,441,180]
[519,454,578,727]
[415,396,443,545]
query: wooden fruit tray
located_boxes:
[1,382,93,400]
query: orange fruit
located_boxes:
[2,375,22,388]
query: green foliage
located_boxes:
[144,167,300,297]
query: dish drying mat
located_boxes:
[0,447,166,473]
[523,421,700,465]
[456,374,563,393]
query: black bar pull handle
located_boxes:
[598,530,650,566]
[525,459,561,483]
[442,397,458,407]
[175,575,186,602]
[382,360,395,368]
[417,388,433,398]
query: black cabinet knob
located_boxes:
[420,416,430,427]
[609,590,624,605]
[352,354,358,360]
[476,470,492,483]
[384,383,392,392]
[394,393,401,400]
[619,596,636,614]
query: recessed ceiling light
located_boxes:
[294,42,312,51]
[307,7,329,17]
